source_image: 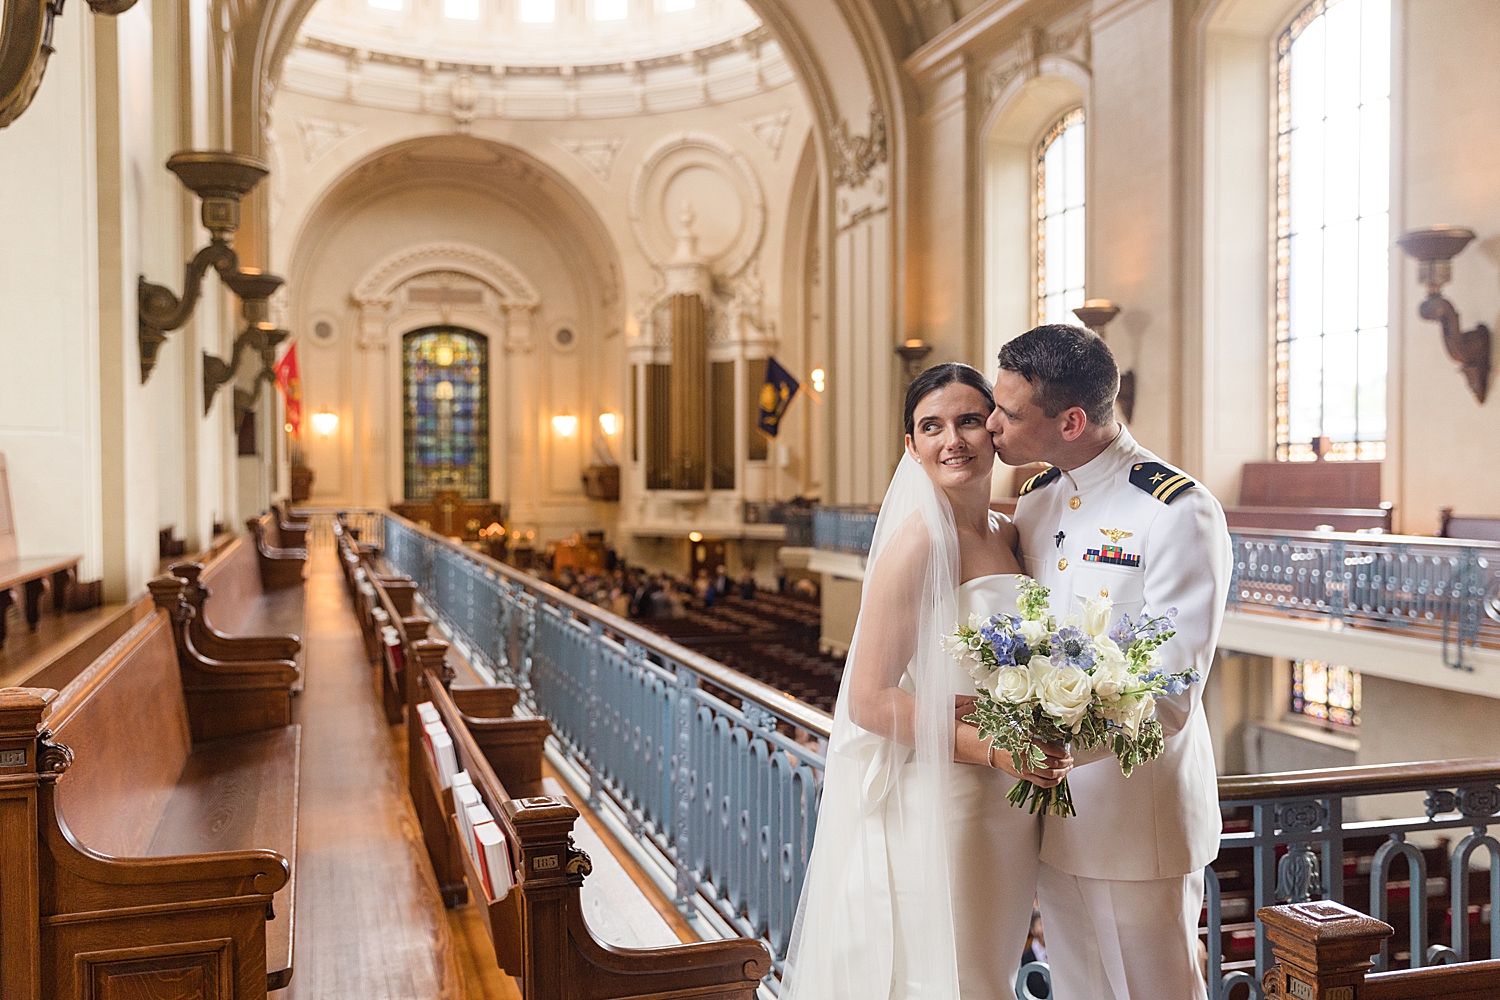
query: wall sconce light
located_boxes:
[311,411,340,436]
[598,412,620,435]
[200,268,289,414]
[1072,299,1135,423]
[138,151,279,384]
[895,338,933,381]
[1395,225,1492,404]
[551,414,579,437]
[688,531,704,543]
[810,367,827,394]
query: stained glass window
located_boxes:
[1291,659,1361,727]
[1275,0,1390,462]
[403,327,489,500]
[1036,108,1085,326]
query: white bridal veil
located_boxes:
[782,452,965,999]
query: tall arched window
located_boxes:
[403,327,490,500]
[1036,108,1085,326]
[1276,0,1389,461]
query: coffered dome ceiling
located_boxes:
[284,0,795,119]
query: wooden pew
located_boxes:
[1259,900,1500,999]
[1227,460,1394,533]
[247,512,307,591]
[1439,508,1500,543]
[172,536,306,691]
[410,646,771,999]
[0,575,300,1000]
[0,452,81,649]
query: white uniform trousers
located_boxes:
[1036,862,1207,1000]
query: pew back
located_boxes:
[50,612,193,858]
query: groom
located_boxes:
[986,324,1231,1000]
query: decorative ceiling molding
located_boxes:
[628,131,766,279]
[352,242,542,310]
[553,137,625,185]
[741,109,791,160]
[294,114,361,164]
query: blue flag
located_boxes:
[756,357,800,437]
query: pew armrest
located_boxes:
[464,715,552,798]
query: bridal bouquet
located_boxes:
[944,579,1197,817]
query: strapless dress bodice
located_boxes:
[958,572,1024,623]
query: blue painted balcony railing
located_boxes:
[812,504,879,555]
[1228,528,1500,670]
[381,513,829,982]
[369,512,1500,998]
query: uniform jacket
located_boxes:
[1015,425,1231,881]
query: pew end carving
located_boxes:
[247,513,307,591]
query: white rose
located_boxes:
[1117,692,1157,738]
[1082,594,1114,637]
[989,665,1035,704]
[1018,619,1049,648]
[1090,659,1130,700]
[1039,665,1094,731]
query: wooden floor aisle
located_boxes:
[288,546,519,1000]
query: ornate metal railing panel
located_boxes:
[1228,528,1500,669]
[380,512,1500,998]
[812,504,879,555]
[382,513,830,981]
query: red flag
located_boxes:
[274,343,303,436]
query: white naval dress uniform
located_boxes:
[1013,425,1231,1000]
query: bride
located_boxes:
[781,363,1072,999]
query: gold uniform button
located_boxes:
[1058,558,1069,571]
[1069,497,1081,510]
[1100,588,1110,598]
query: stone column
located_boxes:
[505,305,538,523]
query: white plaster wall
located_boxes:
[1391,0,1500,530]
[0,11,106,579]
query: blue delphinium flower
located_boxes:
[1108,614,1136,648]
[1049,625,1096,671]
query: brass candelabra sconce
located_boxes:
[1395,225,1492,404]
[1072,299,1135,422]
[137,150,283,387]
[201,269,290,415]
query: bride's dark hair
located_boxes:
[903,362,995,438]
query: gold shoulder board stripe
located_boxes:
[1152,474,1190,500]
[1158,476,1196,503]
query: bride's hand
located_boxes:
[954,694,978,721]
[989,740,1073,787]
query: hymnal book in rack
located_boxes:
[424,719,460,788]
[473,821,513,900]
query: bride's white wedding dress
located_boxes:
[886,573,1041,998]
[786,491,1044,1000]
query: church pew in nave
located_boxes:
[0,452,81,650]
[247,511,307,591]
[171,546,305,691]
[412,648,772,999]
[1226,459,1394,532]
[0,577,300,1000]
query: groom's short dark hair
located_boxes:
[997,324,1119,426]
